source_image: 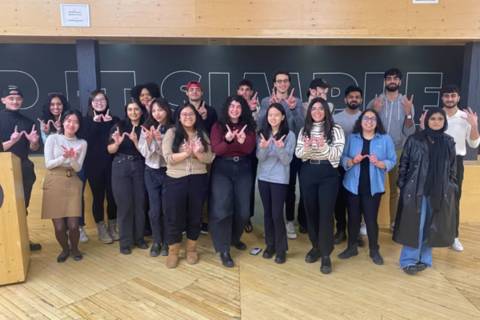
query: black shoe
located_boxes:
[160,243,169,256]
[30,241,42,251]
[200,223,209,235]
[357,235,365,248]
[57,252,69,263]
[299,225,308,234]
[305,247,320,263]
[320,256,332,274]
[275,251,286,264]
[150,243,161,257]
[232,241,247,251]
[120,246,132,255]
[220,251,234,268]
[403,265,418,275]
[416,262,428,272]
[262,246,276,259]
[245,219,253,233]
[333,231,346,245]
[72,254,83,261]
[369,250,384,265]
[136,241,149,249]
[338,244,358,259]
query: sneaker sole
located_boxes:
[287,234,298,239]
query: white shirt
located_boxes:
[139,134,166,169]
[44,134,87,171]
[446,109,480,156]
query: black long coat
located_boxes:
[393,131,457,248]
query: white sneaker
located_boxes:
[79,227,89,243]
[286,221,297,239]
[390,222,395,232]
[452,238,463,252]
[359,223,367,235]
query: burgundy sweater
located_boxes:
[210,123,256,157]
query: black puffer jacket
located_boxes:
[393,131,457,248]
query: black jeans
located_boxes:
[259,180,288,252]
[164,173,208,245]
[21,159,36,213]
[346,191,383,250]
[249,152,259,218]
[300,161,338,257]
[209,157,252,253]
[85,160,117,223]
[111,156,147,247]
[334,166,348,233]
[286,155,307,228]
[144,166,167,244]
[455,155,464,238]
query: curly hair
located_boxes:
[40,93,71,133]
[351,109,386,135]
[217,95,256,134]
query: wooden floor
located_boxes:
[1,221,480,319]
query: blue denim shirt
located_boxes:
[341,132,397,196]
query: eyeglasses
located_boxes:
[93,98,106,104]
[311,107,325,112]
[275,79,290,84]
[181,113,195,118]
[362,117,377,122]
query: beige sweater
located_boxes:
[162,128,213,178]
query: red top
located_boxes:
[210,123,256,157]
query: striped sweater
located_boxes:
[295,122,345,168]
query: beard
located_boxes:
[385,84,400,92]
[347,102,360,110]
[444,102,457,109]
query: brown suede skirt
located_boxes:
[41,167,82,219]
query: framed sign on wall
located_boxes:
[60,4,90,27]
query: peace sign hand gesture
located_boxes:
[70,146,83,160]
[235,125,247,144]
[198,101,208,120]
[125,126,138,144]
[182,139,193,155]
[93,110,103,122]
[400,95,414,115]
[419,110,427,129]
[461,107,479,127]
[141,125,153,145]
[103,110,112,122]
[269,88,281,105]
[273,134,286,148]
[259,133,271,148]
[193,139,203,154]
[284,89,297,110]
[52,118,62,132]
[37,118,50,135]
[353,149,368,164]
[248,92,259,111]
[302,135,314,149]
[313,133,325,148]
[25,125,40,144]
[368,151,379,166]
[372,94,386,112]
[153,125,163,142]
[225,125,235,142]
[112,127,126,146]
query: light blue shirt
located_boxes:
[341,132,397,196]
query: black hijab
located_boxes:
[423,107,449,210]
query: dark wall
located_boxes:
[0,44,464,153]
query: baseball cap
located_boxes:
[309,78,333,90]
[186,81,202,90]
[2,85,23,98]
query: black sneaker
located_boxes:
[305,247,320,263]
[160,243,169,256]
[299,225,308,234]
[275,251,286,264]
[30,241,42,251]
[120,246,131,255]
[357,236,365,248]
[369,250,384,265]
[416,262,428,272]
[333,231,346,245]
[403,265,418,275]
[200,223,209,235]
[220,252,234,268]
[150,243,161,257]
[262,246,276,259]
[232,241,247,251]
[320,256,332,274]
[135,241,149,249]
[338,244,359,259]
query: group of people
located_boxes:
[0,67,477,275]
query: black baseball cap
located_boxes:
[2,85,23,98]
[309,78,333,90]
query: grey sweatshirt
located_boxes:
[258,96,304,137]
[256,131,295,185]
[366,93,415,150]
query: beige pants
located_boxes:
[388,149,403,224]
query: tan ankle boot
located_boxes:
[186,239,198,265]
[166,243,181,268]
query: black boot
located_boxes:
[333,231,346,245]
[369,249,384,265]
[275,251,286,264]
[232,241,247,251]
[305,247,320,263]
[160,243,169,256]
[150,243,161,257]
[220,252,234,268]
[320,256,332,274]
[338,244,359,259]
[262,246,276,259]
[30,241,42,251]
[357,235,365,248]
[120,245,131,255]
[135,240,149,249]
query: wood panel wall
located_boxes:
[1,0,480,44]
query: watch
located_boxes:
[406,114,412,120]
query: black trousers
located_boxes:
[286,155,307,228]
[249,152,259,218]
[346,191,383,250]
[334,166,348,233]
[144,166,167,244]
[21,159,36,213]
[164,173,208,245]
[455,155,464,238]
[112,156,147,247]
[85,160,117,223]
[209,157,252,253]
[300,161,338,257]
[259,180,288,251]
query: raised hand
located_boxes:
[313,132,324,148]
[400,95,414,115]
[461,107,479,127]
[93,110,103,122]
[141,125,153,145]
[259,133,271,148]
[284,88,297,110]
[182,139,193,155]
[70,146,83,160]
[198,101,208,120]
[353,149,368,164]
[38,118,50,135]
[273,134,286,148]
[52,118,61,132]
[153,125,162,142]
[235,125,247,144]
[25,125,39,144]
[302,135,314,149]
[225,124,235,142]
[269,88,281,105]
[369,151,379,166]
[103,109,112,122]
[248,92,259,111]
[112,127,126,146]
[419,110,427,129]
[60,145,71,159]
[193,139,203,154]
[125,126,138,144]
[372,94,386,112]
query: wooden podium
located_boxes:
[0,152,30,285]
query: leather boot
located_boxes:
[166,243,181,268]
[186,239,198,265]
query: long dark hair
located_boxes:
[352,109,386,135]
[303,97,335,144]
[40,93,70,132]
[115,99,147,134]
[87,90,112,118]
[172,103,210,153]
[218,95,255,134]
[59,109,84,136]
[143,97,173,130]
[257,103,289,140]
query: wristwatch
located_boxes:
[406,114,412,120]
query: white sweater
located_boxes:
[44,134,88,172]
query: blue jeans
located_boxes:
[399,196,434,269]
